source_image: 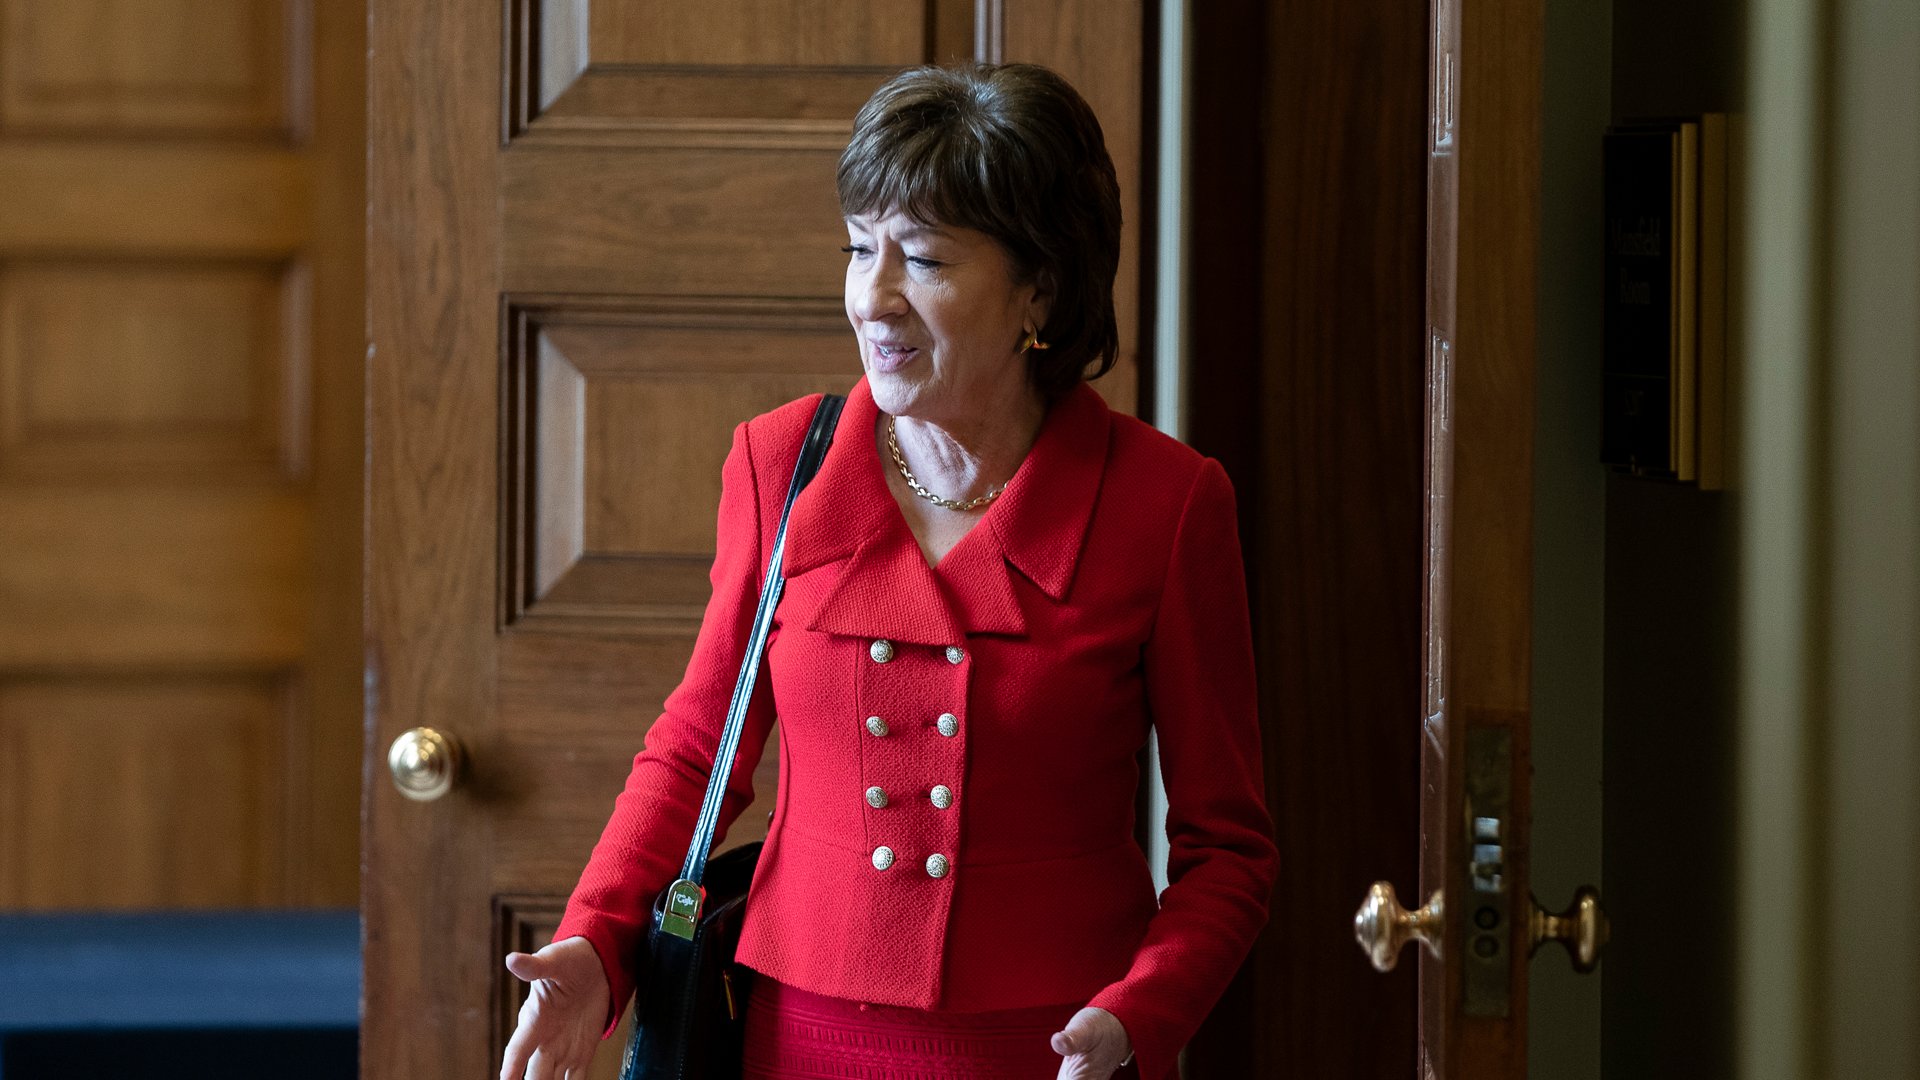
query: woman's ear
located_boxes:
[1025,273,1055,335]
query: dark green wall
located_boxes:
[1601,0,1746,1075]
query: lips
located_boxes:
[869,341,919,373]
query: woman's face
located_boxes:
[843,211,1049,425]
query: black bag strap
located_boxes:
[676,392,844,887]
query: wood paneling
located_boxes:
[502,300,852,630]
[590,0,925,65]
[286,0,366,908]
[502,149,845,295]
[0,259,307,480]
[510,0,967,140]
[0,489,305,668]
[0,674,294,908]
[0,0,364,910]
[0,145,306,256]
[1184,0,1428,1076]
[0,0,304,138]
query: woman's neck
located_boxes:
[887,389,1048,504]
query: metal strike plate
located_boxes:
[1464,727,1512,1017]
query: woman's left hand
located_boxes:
[1051,1006,1134,1079]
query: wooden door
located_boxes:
[1386,0,1595,1074]
[0,0,363,910]
[363,3,1144,1077]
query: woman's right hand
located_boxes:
[499,935,612,1080]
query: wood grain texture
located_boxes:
[501,299,852,631]
[0,674,295,908]
[294,0,366,907]
[0,0,361,911]
[1444,0,1541,1073]
[0,488,307,667]
[0,259,307,481]
[502,147,846,296]
[588,0,925,65]
[365,0,500,1069]
[1182,1,1428,1076]
[0,144,305,256]
[0,0,304,138]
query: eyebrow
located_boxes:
[846,218,954,242]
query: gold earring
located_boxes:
[1019,328,1050,352]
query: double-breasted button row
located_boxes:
[864,712,960,738]
[870,845,951,878]
[869,639,965,666]
[862,638,961,878]
[859,783,955,810]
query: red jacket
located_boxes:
[555,376,1278,1080]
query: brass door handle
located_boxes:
[1530,886,1609,972]
[387,727,463,801]
[1354,882,1442,971]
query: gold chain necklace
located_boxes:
[886,416,1009,511]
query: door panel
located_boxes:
[0,0,363,910]
[365,2,1144,1076]
[0,0,296,137]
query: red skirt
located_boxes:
[739,973,1139,1080]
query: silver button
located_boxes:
[930,784,953,809]
[865,785,888,808]
[872,845,895,870]
[936,713,959,737]
[925,853,950,878]
[945,645,965,664]
[870,639,895,663]
[865,715,889,737]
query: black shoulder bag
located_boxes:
[619,392,844,1080]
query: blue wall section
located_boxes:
[0,911,359,1079]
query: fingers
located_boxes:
[504,950,547,984]
[500,1007,539,1080]
[1051,1007,1129,1080]
[499,967,599,1080]
[529,1045,594,1080]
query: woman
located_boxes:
[499,62,1278,1080]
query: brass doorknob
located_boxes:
[1530,886,1609,972]
[387,727,463,801]
[1354,882,1443,971]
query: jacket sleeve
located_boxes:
[551,419,778,1038]
[1085,456,1279,1080]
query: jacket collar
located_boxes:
[781,376,1110,642]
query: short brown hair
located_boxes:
[838,62,1122,403]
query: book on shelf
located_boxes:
[1602,115,1728,487]
[1603,120,1689,480]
